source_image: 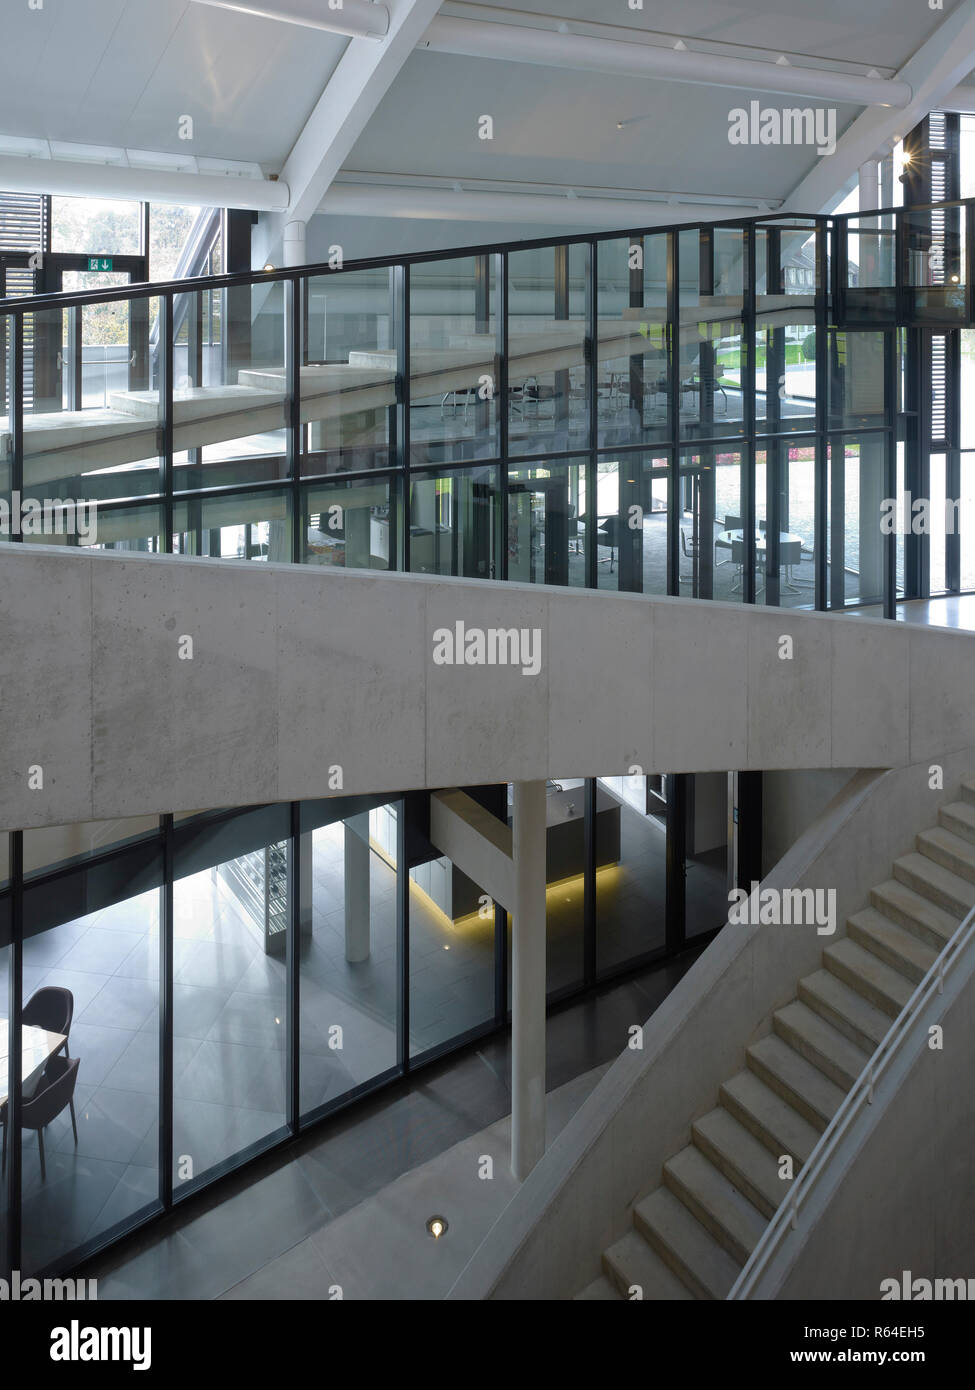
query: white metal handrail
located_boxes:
[728,900,975,1299]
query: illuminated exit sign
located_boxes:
[87,257,113,272]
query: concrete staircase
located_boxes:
[576,780,975,1301]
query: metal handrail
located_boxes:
[0,193,967,316]
[728,899,975,1299]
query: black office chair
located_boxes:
[715,514,742,569]
[597,515,622,572]
[3,1055,81,1182]
[23,986,73,1067]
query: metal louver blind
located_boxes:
[931,333,947,446]
[0,190,47,254]
[0,191,47,410]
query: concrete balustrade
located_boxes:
[1,544,975,831]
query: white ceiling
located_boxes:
[0,0,349,164]
[0,0,973,224]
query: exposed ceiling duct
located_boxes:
[418,15,913,109]
[321,180,774,228]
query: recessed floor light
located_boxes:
[427,1215,448,1239]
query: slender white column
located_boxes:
[344,813,371,963]
[283,219,307,268]
[859,158,880,214]
[511,779,547,1180]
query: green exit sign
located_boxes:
[87,256,113,272]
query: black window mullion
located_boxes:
[6,831,24,1276]
[159,814,174,1210]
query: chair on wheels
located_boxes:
[23,986,73,1066]
[597,515,622,573]
[2,1055,80,1181]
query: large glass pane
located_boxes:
[0,896,10,1273]
[298,801,399,1119]
[173,282,288,492]
[21,294,163,527]
[827,433,888,607]
[302,474,397,570]
[960,331,975,449]
[754,223,818,440]
[173,807,290,1189]
[596,234,670,447]
[174,487,292,561]
[844,215,896,320]
[20,850,162,1273]
[960,454,975,592]
[756,438,817,608]
[930,451,948,595]
[303,267,395,476]
[828,330,889,431]
[410,255,497,467]
[595,774,666,973]
[507,244,588,457]
[678,447,744,601]
[594,452,670,594]
[409,463,500,579]
[409,823,496,1057]
[903,204,966,325]
[685,773,731,940]
[507,458,586,587]
[679,228,746,440]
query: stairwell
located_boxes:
[576,779,975,1301]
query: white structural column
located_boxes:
[511,780,547,1181]
[344,813,372,963]
[859,159,880,214]
[283,220,307,267]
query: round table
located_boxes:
[715,528,807,593]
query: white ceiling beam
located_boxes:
[938,82,975,112]
[189,0,389,40]
[279,0,443,226]
[0,153,289,210]
[320,181,771,228]
[418,15,912,108]
[784,0,975,212]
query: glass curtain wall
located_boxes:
[0,207,928,615]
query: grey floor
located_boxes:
[80,950,699,1300]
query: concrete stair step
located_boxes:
[870,878,959,949]
[692,1107,787,1218]
[798,969,890,1053]
[848,907,940,984]
[823,937,914,1017]
[939,799,975,847]
[772,1000,870,1090]
[893,851,975,919]
[719,1069,820,1166]
[746,1033,845,1131]
[959,777,975,807]
[634,1186,741,1300]
[663,1144,767,1265]
[575,1274,621,1300]
[917,825,975,886]
[601,1229,693,1301]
